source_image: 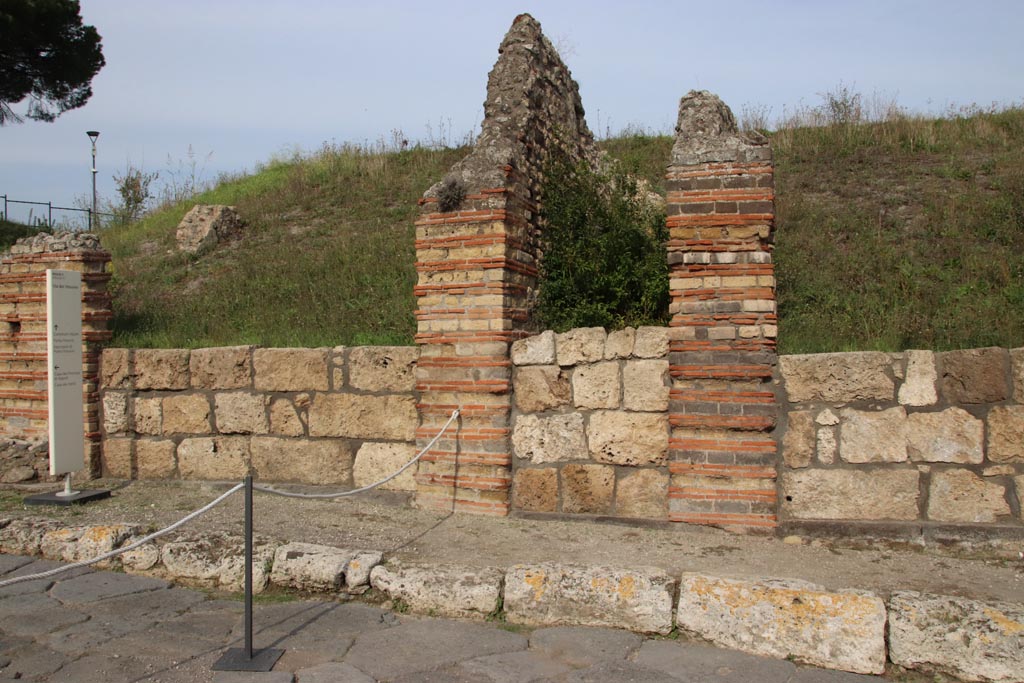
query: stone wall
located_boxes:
[778,348,1024,533]
[99,345,420,488]
[509,327,670,517]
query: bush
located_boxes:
[537,155,669,331]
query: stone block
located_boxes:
[345,550,383,588]
[513,365,570,413]
[816,428,837,464]
[512,467,558,512]
[512,331,556,366]
[504,563,674,634]
[253,348,329,392]
[102,437,132,478]
[889,591,1024,683]
[815,409,839,426]
[556,327,606,366]
[676,574,886,674]
[561,463,614,514]
[161,394,211,434]
[371,562,503,618]
[308,393,417,440]
[214,391,268,434]
[161,536,273,593]
[177,437,250,480]
[939,347,1010,404]
[927,469,1010,523]
[622,360,669,412]
[0,518,62,555]
[100,348,132,389]
[102,391,128,434]
[134,349,190,391]
[41,524,137,564]
[1011,347,1024,402]
[572,361,621,409]
[839,407,907,463]
[906,408,983,463]
[781,469,920,520]
[250,436,353,485]
[604,327,635,359]
[189,346,252,389]
[269,397,305,436]
[512,413,586,463]
[782,411,814,469]
[1016,476,1024,517]
[779,352,893,403]
[348,346,418,392]
[588,411,667,466]
[615,469,668,519]
[987,405,1024,463]
[898,350,938,406]
[353,442,417,491]
[270,542,354,592]
[133,396,161,435]
[634,327,669,358]
[135,439,177,479]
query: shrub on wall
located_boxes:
[537,155,669,331]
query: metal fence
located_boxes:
[1,194,115,232]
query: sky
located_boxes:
[1,0,1022,227]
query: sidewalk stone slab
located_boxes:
[528,626,643,667]
[461,650,573,682]
[214,673,295,683]
[0,554,32,575]
[370,562,503,618]
[504,563,674,634]
[888,590,1024,682]
[636,640,799,683]
[49,570,169,604]
[676,574,887,674]
[560,661,682,683]
[294,662,374,683]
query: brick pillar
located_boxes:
[0,233,113,476]
[664,92,778,532]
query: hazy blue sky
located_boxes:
[1,0,1021,226]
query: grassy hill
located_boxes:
[100,106,1024,353]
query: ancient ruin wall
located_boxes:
[0,233,112,477]
[413,14,597,515]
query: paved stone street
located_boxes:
[0,553,885,682]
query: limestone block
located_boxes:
[214,391,268,434]
[161,541,224,584]
[345,551,384,588]
[40,524,137,564]
[987,405,1024,463]
[133,396,162,435]
[889,591,1024,683]
[781,469,920,520]
[0,518,62,555]
[175,205,244,256]
[269,397,305,436]
[162,394,211,434]
[782,411,814,469]
[348,346,418,392]
[615,469,668,519]
[370,562,503,618]
[504,563,674,634]
[177,437,250,480]
[898,350,938,406]
[513,365,570,413]
[512,331,556,366]
[622,360,669,412]
[633,326,669,358]
[572,361,621,409]
[815,409,839,426]
[556,328,607,366]
[561,463,614,514]
[309,393,416,440]
[218,544,278,594]
[270,542,355,592]
[512,467,558,512]
[676,574,886,674]
[1016,476,1024,518]
[588,411,667,466]
[779,352,893,403]
[1011,347,1024,402]
[940,347,1010,404]
[927,469,1010,523]
[353,442,417,491]
[134,349,190,390]
[604,327,635,359]
[253,348,329,392]
[102,391,128,434]
[816,428,837,464]
[162,536,271,593]
[136,439,176,479]
[839,407,907,463]
[512,413,587,464]
[250,436,353,485]
[121,543,161,573]
[102,437,132,478]
[189,346,252,389]
[906,408,983,463]
[100,348,132,389]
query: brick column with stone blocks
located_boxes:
[413,14,597,516]
[665,91,778,531]
[0,233,112,476]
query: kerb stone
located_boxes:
[270,542,355,592]
[370,562,503,618]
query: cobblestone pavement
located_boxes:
[0,554,884,683]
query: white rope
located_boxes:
[0,482,244,589]
[252,408,460,499]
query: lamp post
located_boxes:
[86,131,99,231]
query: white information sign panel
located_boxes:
[47,269,84,476]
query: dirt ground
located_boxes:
[2,478,1022,604]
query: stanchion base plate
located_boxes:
[23,489,111,506]
[212,647,285,672]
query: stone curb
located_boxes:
[2,516,1022,681]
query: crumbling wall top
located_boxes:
[671,90,770,166]
[4,231,104,255]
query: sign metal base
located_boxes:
[212,647,284,672]
[23,489,111,506]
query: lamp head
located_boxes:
[86,131,100,143]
